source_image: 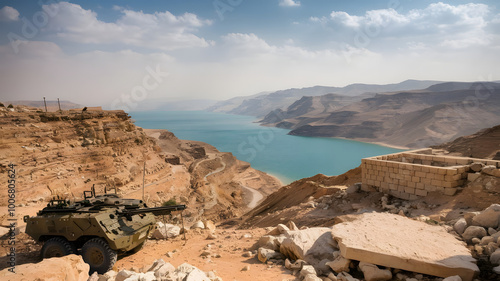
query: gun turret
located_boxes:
[118,204,186,217]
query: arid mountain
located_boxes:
[432,124,500,159]
[265,82,500,148]
[0,105,280,225]
[207,80,441,117]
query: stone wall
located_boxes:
[361,149,500,200]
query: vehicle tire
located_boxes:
[81,238,117,274]
[40,237,75,259]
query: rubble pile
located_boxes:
[90,259,223,281]
[255,210,496,281]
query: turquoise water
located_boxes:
[131,111,404,184]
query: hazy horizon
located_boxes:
[1,0,499,110]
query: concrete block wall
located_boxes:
[361,150,500,200]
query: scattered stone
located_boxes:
[482,166,500,177]
[337,272,360,281]
[331,212,479,281]
[241,265,251,271]
[206,233,218,240]
[151,222,181,239]
[98,270,117,281]
[326,255,351,273]
[491,248,500,265]
[328,272,338,281]
[443,276,462,281]
[469,162,485,172]
[242,251,253,258]
[494,265,500,274]
[303,274,322,281]
[204,220,216,232]
[489,227,498,235]
[471,238,481,244]
[192,221,205,229]
[346,184,360,194]
[145,259,165,272]
[462,226,487,243]
[88,271,99,281]
[467,173,481,182]
[116,270,136,281]
[471,204,500,228]
[0,254,89,281]
[258,248,285,263]
[300,265,317,279]
[454,218,468,235]
[359,262,392,281]
[154,263,176,278]
[480,236,495,245]
[185,268,210,281]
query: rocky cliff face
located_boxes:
[0,105,281,224]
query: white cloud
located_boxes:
[0,6,20,21]
[42,2,213,51]
[279,0,300,7]
[322,2,494,49]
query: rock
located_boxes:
[462,226,487,243]
[471,238,481,244]
[0,254,89,281]
[454,218,468,235]
[337,272,360,281]
[154,263,176,278]
[258,248,284,263]
[469,162,484,172]
[326,255,351,273]
[346,184,359,194]
[138,272,156,281]
[98,270,117,281]
[0,227,9,237]
[151,222,181,239]
[464,212,479,226]
[258,235,285,251]
[279,227,337,268]
[467,173,481,182]
[480,236,495,245]
[482,165,500,177]
[471,204,500,228]
[300,265,317,279]
[185,268,210,281]
[359,262,392,281]
[88,271,99,281]
[491,248,500,265]
[116,270,136,281]
[145,259,165,272]
[331,212,478,281]
[443,276,462,281]
[328,273,338,281]
[241,265,251,271]
[206,233,217,240]
[204,220,216,232]
[242,251,253,258]
[192,221,205,229]
[304,274,322,281]
[494,265,500,274]
[489,227,498,235]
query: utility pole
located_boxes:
[57,98,62,112]
[43,97,47,112]
[142,159,146,201]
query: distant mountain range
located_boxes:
[207,80,500,148]
[207,80,442,117]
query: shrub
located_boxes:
[162,198,177,206]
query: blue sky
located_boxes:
[0,0,499,108]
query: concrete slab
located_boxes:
[331,212,479,281]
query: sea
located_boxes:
[130,111,404,184]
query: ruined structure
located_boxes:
[361,148,500,200]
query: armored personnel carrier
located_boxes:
[24,186,186,274]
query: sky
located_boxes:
[0,0,499,109]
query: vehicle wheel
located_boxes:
[81,238,117,274]
[40,237,75,259]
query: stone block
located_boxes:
[416,183,425,190]
[468,173,481,182]
[415,189,428,197]
[438,169,448,175]
[444,188,457,196]
[331,213,479,281]
[404,187,415,194]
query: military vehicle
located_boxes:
[24,186,186,274]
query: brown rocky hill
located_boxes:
[432,124,500,159]
[0,105,280,226]
[277,82,500,148]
